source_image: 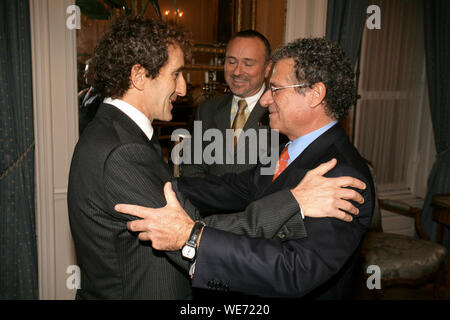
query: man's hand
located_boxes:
[115,182,194,250]
[291,158,366,222]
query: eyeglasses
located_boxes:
[269,84,308,96]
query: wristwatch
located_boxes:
[181,221,205,261]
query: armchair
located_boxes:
[357,165,447,299]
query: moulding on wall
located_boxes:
[30,0,78,300]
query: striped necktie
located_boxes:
[231,99,248,148]
[272,144,290,181]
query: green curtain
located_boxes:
[325,0,368,141]
[0,0,38,299]
[325,0,368,67]
[422,0,449,252]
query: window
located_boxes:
[354,0,435,200]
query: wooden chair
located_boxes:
[357,165,447,299]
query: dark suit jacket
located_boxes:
[179,123,375,299]
[181,93,284,178]
[67,103,305,299]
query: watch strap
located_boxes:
[186,220,205,247]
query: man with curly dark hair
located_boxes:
[270,37,359,120]
[69,17,197,299]
[68,17,366,300]
[90,17,192,101]
[117,37,375,299]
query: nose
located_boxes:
[176,73,187,97]
[259,88,273,108]
[232,62,244,76]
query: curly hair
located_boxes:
[271,38,358,120]
[91,16,193,99]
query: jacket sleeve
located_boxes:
[178,168,256,214]
[192,165,375,298]
[103,143,306,272]
[103,143,200,272]
[103,143,303,236]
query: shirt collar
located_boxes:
[287,121,338,164]
[103,97,154,141]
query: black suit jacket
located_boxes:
[179,123,375,299]
[182,93,284,177]
[67,103,305,299]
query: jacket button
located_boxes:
[277,231,286,239]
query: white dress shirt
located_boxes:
[230,83,266,125]
[103,98,154,141]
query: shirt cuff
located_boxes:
[189,261,196,279]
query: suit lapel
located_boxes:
[243,101,268,131]
[253,142,286,197]
[257,124,346,197]
[213,95,233,133]
[235,100,270,157]
[213,96,268,132]
[96,103,162,156]
[149,133,163,157]
[288,123,345,170]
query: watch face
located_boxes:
[182,245,196,260]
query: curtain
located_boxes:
[0,0,38,299]
[325,0,368,67]
[326,0,368,139]
[422,0,450,250]
[355,0,428,196]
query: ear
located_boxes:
[130,64,147,91]
[309,82,326,108]
[264,60,273,79]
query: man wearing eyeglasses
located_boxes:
[181,30,285,178]
[116,38,375,299]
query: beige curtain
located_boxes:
[354,0,433,195]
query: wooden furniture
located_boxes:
[432,194,450,246]
[431,193,450,294]
[183,43,227,106]
[357,165,447,299]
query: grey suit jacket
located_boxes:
[182,93,281,178]
[67,103,304,300]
